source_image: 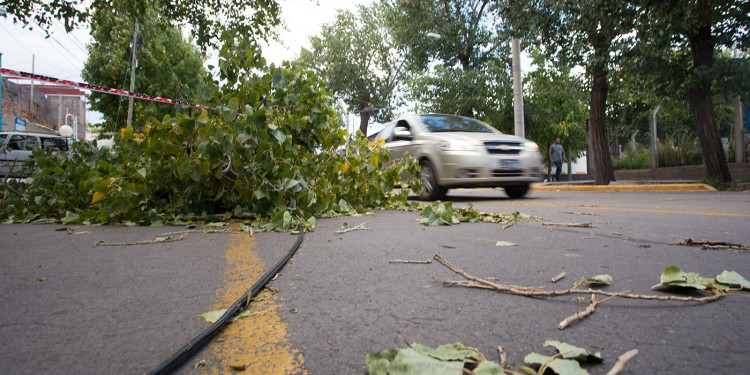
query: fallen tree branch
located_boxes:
[558,294,597,329]
[675,238,749,251]
[93,233,187,247]
[542,222,595,228]
[435,254,723,303]
[389,259,432,264]
[605,349,639,375]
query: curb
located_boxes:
[531,183,717,192]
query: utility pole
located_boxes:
[126,18,139,127]
[511,37,524,138]
[0,52,3,130]
[29,55,35,118]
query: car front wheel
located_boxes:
[504,184,530,198]
[419,159,447,200]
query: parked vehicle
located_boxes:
[373,114,544,200]
[0,132,70,177]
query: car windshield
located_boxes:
[420,115,495,133]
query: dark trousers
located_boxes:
[553,160,563,181]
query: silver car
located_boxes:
[375,114,544,200]
[0,132,70,177]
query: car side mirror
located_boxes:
[393,129,413,141]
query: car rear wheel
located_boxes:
[504,184,530,198]
[419,159,447,200]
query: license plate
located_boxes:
[499,159,519,169]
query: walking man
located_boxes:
[548,137,567,182]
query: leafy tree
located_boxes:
[524,50,589,175]
[634,0,749,182]
[512,0,638,184]
[385,0,514,125]
[82,4,212,131]
[2,0,281,47]
[297,3,405,137]
[0,33,420,227]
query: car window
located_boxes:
[420,115,495,133]
[0,134,7,147]
[41,137,69,151]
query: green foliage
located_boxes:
[82,4,213,132]
[418,202,534,226]
[385,0,515,125]
[0,33,420,229]
[298,2,405,134]
[5,0,282,48]
[612,134,704,170]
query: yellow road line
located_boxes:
[532,183,716,191]
[191,233,306,374]
[499,201,750,217]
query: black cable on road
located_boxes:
[146,226,305,375]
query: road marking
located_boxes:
[192,233,306,374]
[498,201,750,217]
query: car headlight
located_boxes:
[439,140,476,151]
[524,141,540,152]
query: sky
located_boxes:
[0,0,373,125]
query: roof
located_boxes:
[21,85,86,97]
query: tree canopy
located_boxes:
[298,3,406,136]
[2,0,282,47]
[82,4,212,130]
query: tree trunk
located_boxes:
[588,42,614,185]
[359,110,371,137]
[687,26,732,182]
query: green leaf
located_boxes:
[495,241,519,247]
[365,349,400,375]
[586,274,613,286]
[652,265,724,291]
[410,342,479,361]
[197,108,209,124]
[543,341,603,362]
[524,353,589,375]
[388,348,466,375]
[715,271,750,289]
[200,309,227,323]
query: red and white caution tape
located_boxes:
[1,68,211,110]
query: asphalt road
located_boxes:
[1,187,749,374]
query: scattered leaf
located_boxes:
[586,274,613,286]
[715,271,750,289]
[524,353,588,375]
[543,341,603,362]
[652,265,727,291]
[200,309,227,324]
[495,241,519,247]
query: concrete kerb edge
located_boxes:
[531,183,717,192]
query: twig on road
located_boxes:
[674,238,750,252]
[434,254,724,303]
[605,349,639,375]
[558,294,597,329]
[389,259,432,264]
[542,222,595,228]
